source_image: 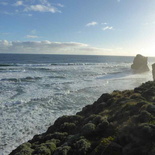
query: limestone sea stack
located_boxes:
[131,54,149,73]
[152,63,155,80]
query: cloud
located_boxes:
[25,35,39,38]
[0,40,113,55]
[86,21,98,27]
[24,4,60,13]
[57,3,64,7]
[102,26,114,31]
[0,0,62,15]
[101,22,108,25]
[14,1,23,6]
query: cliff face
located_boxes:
[10,81,155,155]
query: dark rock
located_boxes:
[81,123,96,136]
[131,54,149,73]
[53,146,71,155]
[152,63,155,80]
[96,93,111,103]
[73,138,91,155]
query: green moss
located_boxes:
[92,115,107,125]
[148,120,155,125]
[54,146,71,155]
[54,115,83,127]
[60,122,76,133]
[46,139,60,146]
[81,123,96,135]
[101,136,115,146]
[50,132,68,140]
[13,149,33,155]
[94,136,115,154]
[34,145,51,155]
[73,138,91,154]
[12,143,33,155]
[44,142,56,153]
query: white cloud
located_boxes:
[86,21,98,27]
[24,4,60,13]
[102,26,114,31]
[0,40,11,46]
[0,40,113,55]
[57,3,64,7]
[14,1,23,6]
[101,22,108,25]
[0,0,62,15]
[25,35,39,38]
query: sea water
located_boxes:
[0,54,154,155]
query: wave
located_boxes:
[48,76,66,79]
[97,69,132,80]
[1,76,42,82]
[50,63,101,66]
[0,64,15,67]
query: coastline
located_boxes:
[10,80,155,155]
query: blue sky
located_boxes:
[0,0,155,56]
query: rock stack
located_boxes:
[131,54,149,73]
[152,63,155,80]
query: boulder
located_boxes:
[152,63,155,80]
[131,54,149,73]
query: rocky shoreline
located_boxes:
[10,80,155,155]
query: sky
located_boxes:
[0,0,155,56]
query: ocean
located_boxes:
[0,54,154,155]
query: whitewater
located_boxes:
[0,54,154,155]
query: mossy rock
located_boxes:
[94,136,118,155]
[45,132,68,141]
[46,139,60,146]
[147,104,155,115]
[92,115,107,125]
[44,142,56,153]
[130,93,144,100]
[60,122,76,133]
[132,110,154,124]
[9,143,33,155]
[33,145,51,155]
[81,123,96,136]
[54,115,83,126]
[96,93,112,104]
[66,134,80,145]
[73,138,91,155]
[53,146,71,155]
[96,119,109,132]
[83,114,103,125]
